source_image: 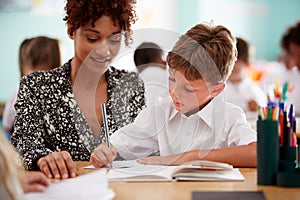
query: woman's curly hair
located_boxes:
[63,0,137,46]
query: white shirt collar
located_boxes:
[168,98,216,129]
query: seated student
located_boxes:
[3,36,61,135]
[0,130,49,200]
[259,30,296,98]
[134,42,169,106]
[90,23,257,168]
[279,21,300,116]
[224,37,267,128]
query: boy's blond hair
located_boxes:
[167,23,237,85]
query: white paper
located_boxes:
[23,170,114,200]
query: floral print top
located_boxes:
[11,60,145,170]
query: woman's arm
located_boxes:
[11,77,53,170]
[11,76,78,179]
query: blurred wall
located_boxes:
[0,1,72,102]
[177,0,300,61]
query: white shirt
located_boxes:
[111,95,257,160]
[281,67,300,116]
[3,90,18,133]
[224,78,267,128]
[139,66,169,106]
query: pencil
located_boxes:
[101,103,110,147]
[271,105,278,121]
[101,103,112,168]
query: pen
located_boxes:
[101,103,112,168]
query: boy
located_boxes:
[90,23,257,167]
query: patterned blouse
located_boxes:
[11,60,145,170]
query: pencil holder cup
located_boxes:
[279,146,296,172]
[257,120,279,185]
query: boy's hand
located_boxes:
[18,170,50,193]
[37,151,78,179]
[90,143,117,168]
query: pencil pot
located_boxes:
[257,120,279,185]
[279,146,296,172]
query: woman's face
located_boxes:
[70,15,122,73]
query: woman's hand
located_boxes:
[18,171,50,193]
[37,151,78,179]
[90,143,117,168]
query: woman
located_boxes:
[11,0,144,180]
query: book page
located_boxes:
[173,168,244,181]
[181,160,233,170]
[107,165,178,182]
[85,160,244,182]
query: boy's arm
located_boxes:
[138,142,257,167]
[110,107,161,160]
[91,106,161,166]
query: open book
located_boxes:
[107,160,244,182]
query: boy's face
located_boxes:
[289,42,300,69]
[168,68,213,115]
[228,60,247,83]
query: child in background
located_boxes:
[90,23,257,168]
[259,28,296,105]
[134,42,169,106]
[280,21,300,116]
[3,36,61,135]
[224,37,267,129]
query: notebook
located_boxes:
[106,160,244,182]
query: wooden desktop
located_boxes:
[76,161,300,200]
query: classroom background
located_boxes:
[0,0,300,130]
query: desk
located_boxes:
[76,161,300,200]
